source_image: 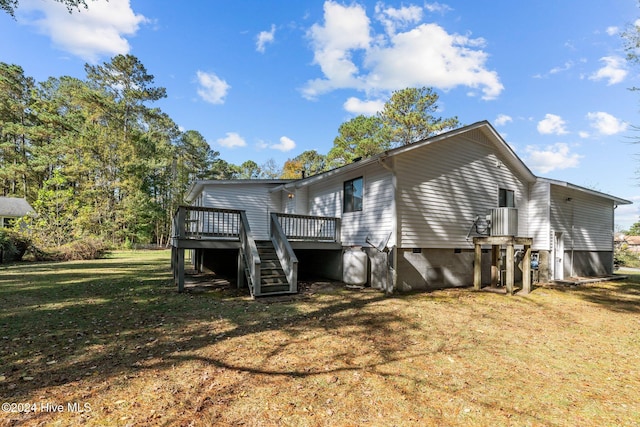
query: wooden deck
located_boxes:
[171,206,342,296]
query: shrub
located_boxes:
[0,229,31,263]
[48,238,110,261]
[26,237,110,262]
[614,244,640,268]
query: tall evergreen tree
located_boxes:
[379,87,459,146]
[0,63,35,197]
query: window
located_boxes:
[344,177,363,213]
[499,188,515,207]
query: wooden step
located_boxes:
[260,260,280,269]
[261,268,285,277]
[262,278,287,285]
[260,284,293,293]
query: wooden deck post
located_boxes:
[522,244,532,294]
[177,248,185,292]
[237,250,245,289]
[506,243,514,295]
[473,242,482,290]
[491,244,500,287]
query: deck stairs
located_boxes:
[251,240,293,295]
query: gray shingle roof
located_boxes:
[0,197,34,217]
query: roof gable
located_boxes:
[281,121,536,191]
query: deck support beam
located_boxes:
[237,250,245,289]
[473,236,533,295]
[176,248,185,292]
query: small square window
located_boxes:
[344,177,363,213]
[499,188,515,207]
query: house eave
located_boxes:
[276,120,537,192]
[539,177,632,205]
[186,179,293,203]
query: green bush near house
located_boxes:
[614,244,640,268]
[0,228,31,262]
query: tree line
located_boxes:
[0,55,458,247]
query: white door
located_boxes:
[554,232,564,280]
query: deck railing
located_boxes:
[270,213,298,293]
[274,213,341,242]
[239,211,261,297]
[173,205,242,240]
[173,206,341,244]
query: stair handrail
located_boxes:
[239,210,261,296]
[270,213,298,293]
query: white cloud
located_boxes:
[537,114,568,135]
[589,56,627,85]
[256,24,276,53]
[606,26,619,36]
[196,71,231,104]
[303,1,371,98]
[303,1,503,101]
[374,3,423,35]
[424,2,453,14]
[18,0,147,62]
[549,61,574,75]
[495,114,512,126]
[270,136,296,152]
[217,132,246,148]
[343,97,385,115]
[524,143,583,174]
[586,112,628,135]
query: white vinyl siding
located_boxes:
[201,183,283,240]
[307,163,395,246]
[529,180,551,251]
[281,186,309,215]
[550,185,614,251]
[396,135,530,248]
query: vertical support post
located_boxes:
[506,242,514,295]
[196,249,204,273]
[522,244,532,294]
[237,250,245,289]
[177,206,186,239]
[177,248,185,292]
[491,244,500,287]
[473,242,482,290]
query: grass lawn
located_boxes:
[1,250,639,426]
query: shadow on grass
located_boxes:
[1,252,583,427]
[0,251,413,400]
[546,276,640,313]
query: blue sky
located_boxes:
[2,0,640,228]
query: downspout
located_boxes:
[563,196,575,277]
[377,156,397,294]
[613,204,618,272]
[570,198,575,277]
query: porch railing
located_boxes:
[274,213,341,242]
[173,205,242,240]
[270,213,298,293]
[239,211,261,297]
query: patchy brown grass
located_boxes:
[1,251,639,426]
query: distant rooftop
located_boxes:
[0,197,34,217]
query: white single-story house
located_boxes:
[171,121,631,296]
[0,197,34,228]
